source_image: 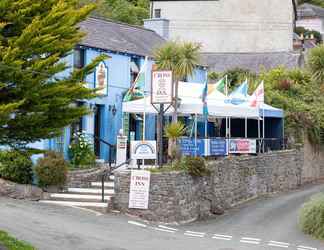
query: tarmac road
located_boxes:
[0,184,323,250]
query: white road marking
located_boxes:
[185,230,205,235]
[128,220,147,228]
[154,227,175,233]
[70,206,103,216]
[213,234,232,239]
[241,237,261,241]
[184,233,205,238]
[268,240,290,248]
[212,236,232,241]
[158,225,178,231]
[297,246,317,250]
[240,239,260,245]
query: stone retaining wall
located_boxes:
[113,150,307,223]
[66,166,108,188]
[0,178,43,200]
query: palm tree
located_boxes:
[308,44,324,84]
[154,41,201,122]
[164,121,186,163]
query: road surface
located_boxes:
[0,184,323,250]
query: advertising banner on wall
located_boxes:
[131,140,157,160]
[116,135,127,166]
[151,70,173,104]
[129,170,151,209]
[229,139,257,154]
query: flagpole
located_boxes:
[204,71,208,138]
[142,57,148,167]
[195,113,198,157]
[262,104,265,153]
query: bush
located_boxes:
[182,156,211,177]
[299,194,324,240]
[0,150,33,184]
[68,132,96,168]
[35,151,68,188]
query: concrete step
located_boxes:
[91,182,114,188]
[49,193,112,201]
[39,200,108,208]
[67,188,114,195]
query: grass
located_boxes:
[0,230,35,250]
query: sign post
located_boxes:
[151,70,173,167]
[129,170,151,209]
[116,135,127,166]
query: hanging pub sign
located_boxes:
[95,62,108,95]
[131,140,157,160]
[151,70,173,104]
[129,170,151,209]
[229,139,257,154]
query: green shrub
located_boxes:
[0,150,33,184]
[181,156,210,177]
[299,194,324,240]
[0,230,35,250]
[35,151,68,188]
[68,132,96,168]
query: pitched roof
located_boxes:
[200,52,303,73]
[79,17,165,57]
[297,3,324,18]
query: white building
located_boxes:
[145,0,297,53]
[297,3,324,39]
[144,0,302,73]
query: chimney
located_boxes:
[144,18,170,40]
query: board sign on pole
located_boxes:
[116,135,127,166]
[151,70,173,104]
[129,170,151,209]
[131,140,157,160]
[229,139,257,154]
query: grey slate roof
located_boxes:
[298,3,324,18]
[200,52,303,73]
[79,17,165,57]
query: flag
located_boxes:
[250,81,264,107]
[229,79,248,98]
[123,57,148,102]
[202,75,209,118]
[209,77,226,95]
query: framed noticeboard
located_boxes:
[151,70,173,104]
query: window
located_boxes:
[154,9,161,18]
[73,48,85,69]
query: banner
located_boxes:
[129,170,150,209]
[229,139,256,154]
[178,138,205,156]
[131,140,157,160]
[208,138,228,156]
[95,62,108,95]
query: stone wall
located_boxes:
[0,178,43,200]
[66,166,108,188]
[113,150,307,223]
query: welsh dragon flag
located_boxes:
[123,57,148,102]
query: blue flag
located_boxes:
[202,76,208,118]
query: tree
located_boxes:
[79,0,149,25]
[154,41,201,123]
[0,0,106,148]
[299,0,324,8]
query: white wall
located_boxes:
[151,0,294,53]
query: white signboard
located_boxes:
[129,170,151,209]
[229,139,257,154]
[151,70,173,104]
[95,62,108,95]
[131,140,157,160]
[116,136,127,166]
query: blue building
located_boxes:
[32,17,207,162]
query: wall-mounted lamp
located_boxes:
[109,104,117,116]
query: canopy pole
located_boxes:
[245,117,248,138]
[258,113,261,153]
[262,107,265,153]
[229,117,231,138]
[282,117,285,149]
[195,113,198,157]
[205,118,208,139]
